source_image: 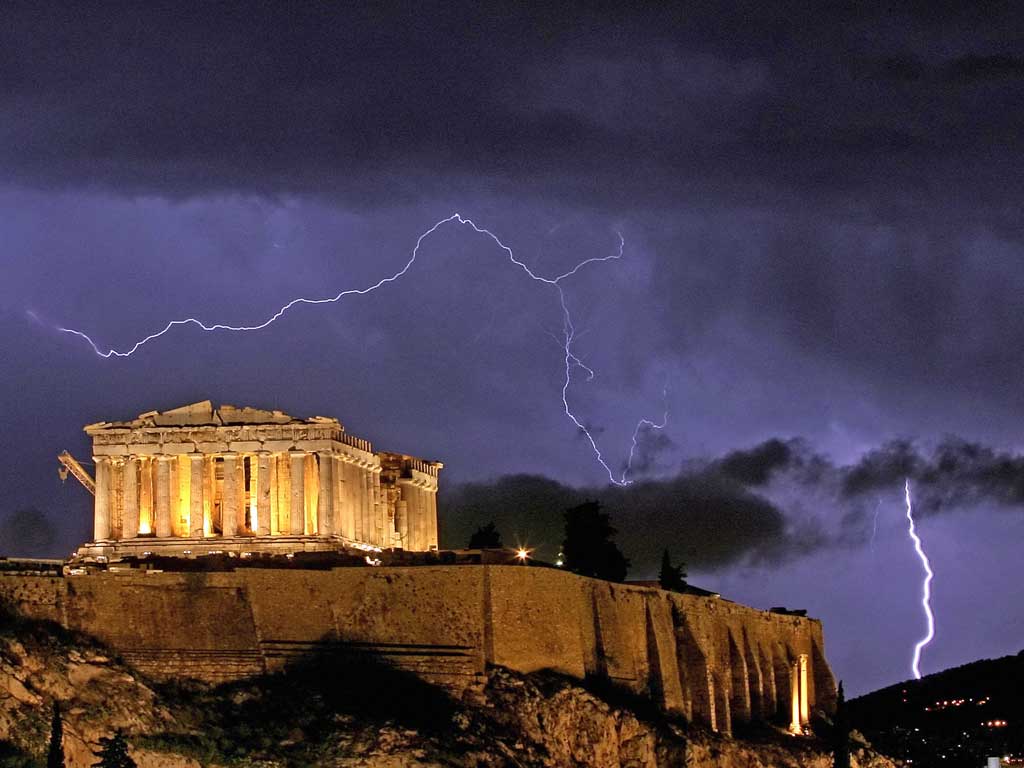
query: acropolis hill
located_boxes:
[3,402,838,744]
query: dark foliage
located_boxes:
[46,703,63,768]
[657,549,687,592]
[831,681,850,768]
[91,732,135,768]
[561,501,629,582]
[467,521,502,549]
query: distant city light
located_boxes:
[515,548,529,562]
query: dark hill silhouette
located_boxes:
[848,650,1024,766]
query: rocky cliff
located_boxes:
[0,608,894,768]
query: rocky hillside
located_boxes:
[1,608,895,768]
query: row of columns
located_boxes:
[91,451,426,549]
[395,479,439,551]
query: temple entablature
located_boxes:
[76,401,441,560]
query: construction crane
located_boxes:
[57,450,95,496]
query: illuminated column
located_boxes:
[347,462,359,540]
[189,455,204,538]
[396,496,409,549]
[256,453,271,536]
[317,452,333,536]
[341,460,356,539]
[93,457,111,541]
[799,654,809,726]
[351,463,363,541]
[123,457,139,539]
[154,456,172,538]
[289,452,306,535]
[426,488,438,549]
[789,661,801,734]
[405,486,418,550]
[269,455,280,534]
[361,468,372,543]
[331,456,343,537]
[372,469,383,545]
[222,454,238,538]
[235,457,247,534]
[109,459,124,539]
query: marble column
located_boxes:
[798,654,809,726]
[289,452,306,535]
[789,662,801,734]
[189,455,205,537]
[317,452,333,536]
[123,457,139,539]
[155,456,172,538]
[351,464,363,541]
[93,457,111,541]
[396,496,409,549]
[235,457,247,534]
[331,456,343,537]
[222,454,238,537]
[257,453,272,536]
[426,488,438,550]
[361,468,372,544]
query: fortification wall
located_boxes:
[0,566,835,733]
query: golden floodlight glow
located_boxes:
[516,548,529,562]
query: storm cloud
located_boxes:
[440,467,818,575]
[1,4,1023,222]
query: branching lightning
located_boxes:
[904,478,935,679]
[57,212,666,486]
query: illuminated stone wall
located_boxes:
[0,566,835,733]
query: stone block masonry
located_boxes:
[0,565,835,734]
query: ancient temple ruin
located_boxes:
[73,401,441,559]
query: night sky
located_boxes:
[2,4,1024,697]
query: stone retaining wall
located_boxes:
[0,566,835,734]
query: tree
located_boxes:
[561,501,630,582]
[657,549,687,592]
[468,522,502,549]
[46,702,64,768]
[91,732,136,768]
[832,680,850,768]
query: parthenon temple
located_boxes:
[74,401,441,559]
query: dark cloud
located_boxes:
[1,3,1023,223]
[441,433,1024,577]
[842,437,1024,515]
[714,438,798,486]
[439,465,820,576]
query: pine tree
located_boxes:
[657,549,687,592]
[46,701,64,768]
[832,680,851,768]
[91,731,136,768]
[467,521,502,549]
[561,501,630,582]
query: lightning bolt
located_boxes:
[904,478,935,679]
[869,497,882,553]
[56,212,666,486]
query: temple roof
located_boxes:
[84,401,343,432]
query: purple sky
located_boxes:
[2,4,1024,696]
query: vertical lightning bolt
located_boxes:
[869,498,882,553]
[904,478,935,679]
[55,213,665,486]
